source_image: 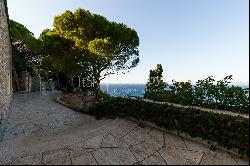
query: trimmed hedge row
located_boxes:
[89,97,249,157]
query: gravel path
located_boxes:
[2,91,89,141]
[0,91,248,165]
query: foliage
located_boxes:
[144,65,249,113]
[48,8,140,95]
[62,85,75,94]
[192,75,249,113]
[168,80,194,105]
[39,30,84,80]
[11,42,33,74]
[193,76,214,107]
[90,97,249,157]
[10,19,40,75]
[31,76,40,92]
[10,19,37,46]
[96,90,111,100]
[144,64,167,101]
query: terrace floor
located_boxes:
[0,91,248,165]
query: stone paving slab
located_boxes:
[82,135,104,149]
[148,128,164,143]
[93,147,137,165]
[119,126,151,147]
[100,133,120,148]
[139,152,167,165]
[199,150,238,165]
[158,147,198,165]
[42,148,72,165]
[10,153,42,165]
[164,132,187,150]
[0,92,248,165]
[68,145,97,165]
[107,121,138,139]
[234,158,249,165]
[130,134,163,158]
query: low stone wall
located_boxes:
[0,0,12,140]
[142,98,249,119]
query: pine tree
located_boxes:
[144,64,166,100]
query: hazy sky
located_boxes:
[7,0,249,84]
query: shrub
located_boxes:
[193,76,216,107]
[144,66,249,113]
[90,97,249,157]
[62,85,74,94]
[144,64,167,100]
[168,80,194,105]
[97,90,111,100]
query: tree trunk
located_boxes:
[93,67,101,99]
[47,74,52,91]
[71,76,74,87]
[95,77,100,99]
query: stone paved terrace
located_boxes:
[0,91,248,165]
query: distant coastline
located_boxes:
[100,83,249,97]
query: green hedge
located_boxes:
[90,97,249,157]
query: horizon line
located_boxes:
[101,82,249,85]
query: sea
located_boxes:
[100,83,249,97]
[100,84,146,97]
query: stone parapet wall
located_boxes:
[0,0,12,136]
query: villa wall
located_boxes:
[0,0,12,135]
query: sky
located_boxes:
[7,0,249,84]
